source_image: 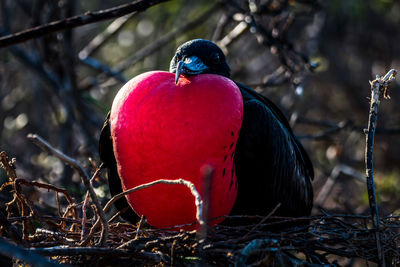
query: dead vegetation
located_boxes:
[0,145,399,266]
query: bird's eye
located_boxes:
[211,53,220,64]
[175,52,183,62]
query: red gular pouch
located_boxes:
[110,71,243,230]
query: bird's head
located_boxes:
[170,39,231,84]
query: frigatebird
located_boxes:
[99,39,313,227]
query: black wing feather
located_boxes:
[230,84,313,217]
[99,113,140,224]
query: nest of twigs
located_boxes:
[0,150,399,267]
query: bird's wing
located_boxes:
[99,113,140,223]
[231,83,314,217]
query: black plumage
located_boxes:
[99,39,313,225]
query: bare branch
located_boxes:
[217,21,248,54]
[0,238,66,267]
[80,178,204,246]
[0,0,170,48]
[103,179,205,228]
[79,14,134,59]
[80,57,127,83]
[315,164,365,207]
[0,210,26,246]
[114,3,218,73]
[26,134,109,246]
[364,68,397,267]
[31,247,170,263]
[0,151,17,180]
[82,166,103,240]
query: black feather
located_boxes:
[99,113,140,224]
[231,83,313,218]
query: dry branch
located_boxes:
[315,164,365,207]
[0,151,17,180]
[79,14,134,60]
[364,69,397,267]
[27,134,109,246]
[0,238,66,267]
[0,150,399,265]
[114,3,218,73]
[104,179,205,227]
[0,210,25,246]
[80,178,204,246]
[0,0,170,48]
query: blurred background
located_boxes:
[0,0,399,218]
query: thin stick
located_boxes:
[81,166,102,240]
[103,179,204,227]
[108,207,131,224]
[27,133,109,246]
[0,0,170,48]
[0,151,17,180]
[31,247,169,262]
[14,179,78,219]
[364,68,397,267]
[315,164,365,207]
[0,210,26,246]
[196,166,214,243]
[81,192,90,240]
[81,178,204,246]
[79,14,134,59]
[241,203,281,240]
[0,238,65,267]
[134,215,146,240]
[114,3,218,72]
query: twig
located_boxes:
[103,179,205,228]
[27,133,109,246]
[0,0,170,48]
[80,178,204,246]
[14,179,78,219]
[364,69,397,267]
[31,247,170,262]
[108,207,131,224]
[134,215,146,240]
[0,151,17,180]
[0,210,26,246]
[315,164,365,207]
[81,166,102,240]
[114,3,218,73]
[81,193,90,240]
[80,57,127,83]
[241,203,281,240]
[79,14,134,59]
[211,12,229,42]
[0,238,67,267]
[7,215,83,224]
[196,165,214,243]
[217,21,248,54]
[32,247,129,256]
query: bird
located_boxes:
[99,39,314,229]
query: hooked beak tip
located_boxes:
[175,61,184,85]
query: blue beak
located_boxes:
[175,56,209,84]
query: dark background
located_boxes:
[0,0,399,219]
